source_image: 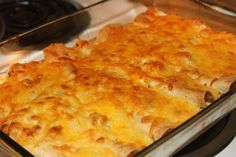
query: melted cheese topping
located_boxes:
[1,7,236,157]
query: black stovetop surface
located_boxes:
[174,108,236,157]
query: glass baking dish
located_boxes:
[0,0,236,156]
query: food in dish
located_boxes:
[0,7,236,157]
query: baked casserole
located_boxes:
[0,7,236,157]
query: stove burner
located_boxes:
[0,0,80,39]
[5,2,47,29]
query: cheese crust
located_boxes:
[1,7,236,157]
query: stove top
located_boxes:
[0,0,81,41]
[174,108,236,157]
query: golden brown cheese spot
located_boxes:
[52,144,71,152]
[21,77,41,88]
[23,125,41,137]
[48,126,63,137]
[89,112,109,127]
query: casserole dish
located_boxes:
[0,0,236,156]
